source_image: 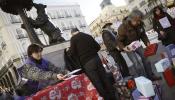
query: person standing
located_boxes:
[18,44,66,95]
[117,10,161,81]
[102,22,130,77]
[153,6,175,46]
[69,28,119,100]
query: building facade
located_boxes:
[0,3,89,68]
[89,5,129,38]
[125,0,166,31]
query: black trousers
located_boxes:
[83,55,119,100]
[109,49,130,77]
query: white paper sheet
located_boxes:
[159,17,171,28]
[64,69,82,78]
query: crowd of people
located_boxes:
[1,6,175,100]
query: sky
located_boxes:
[35,0,126,24]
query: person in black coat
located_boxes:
[69,28,119,100]
[153,6,175,46]
[102,23,130,77]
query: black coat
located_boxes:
[64,49,82,71]
[102,29,118,51]
[69,32,101,66]
[153,13,175,46]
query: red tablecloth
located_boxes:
[26,74,101,100]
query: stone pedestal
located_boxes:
[43,41,70,68]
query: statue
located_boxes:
[0,0,43,45]
[26,3,65,45]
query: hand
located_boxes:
[160,31,165,36]
[57,74,65,80]
[116,46,120,51]
[123,46,132,52]
[147,42,150,46]
[66,48,69,51]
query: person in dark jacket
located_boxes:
[102,22,130,77]
[153,6,175,46]
[69,28,119,100]
[117,10,161,81]
[18,44,66,95]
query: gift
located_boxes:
[101,55,123,82]
[155,58,171,72]
[144,43,158,57]
[114,77,134,99]
[166,44,175,60]
[132,87,160,100]
[26,74,100,100]
[135,76,155,97]
[163,68,175,87]
[128,41,141,51]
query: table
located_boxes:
[26,74,100,100]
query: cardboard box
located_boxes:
[135,76,155,97]
[155,58,171,72]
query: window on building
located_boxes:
[57,11,63,18]
[69,21,75,29]
[120,9,123,13]
[0,50,2,56]
[60,9,66,18]
[133,6,138,10]
[128,0,134,3]
[16,28,23,35]
[145,9,148,14]
[16,28,27,39]
[65,10,71,18]
[74,10,81,17]
[10,15,21,23]
[1,42,6,50]
[79,20,86,28]
[61,22,69,31]
[47,12,56,19]
[139,1,146,7]
[149,17,152,24]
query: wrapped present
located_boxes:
[26,74,100,100]
[155,58,171,72]
[101,55,123,82]
[132,86,161,100]
[144,43,158,57]
[166,44,175,60]
[135,76,155,97]
[128,41,141,51]
[163,68,175,87]
[114,77,134,99]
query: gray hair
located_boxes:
[127,9,144,21]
